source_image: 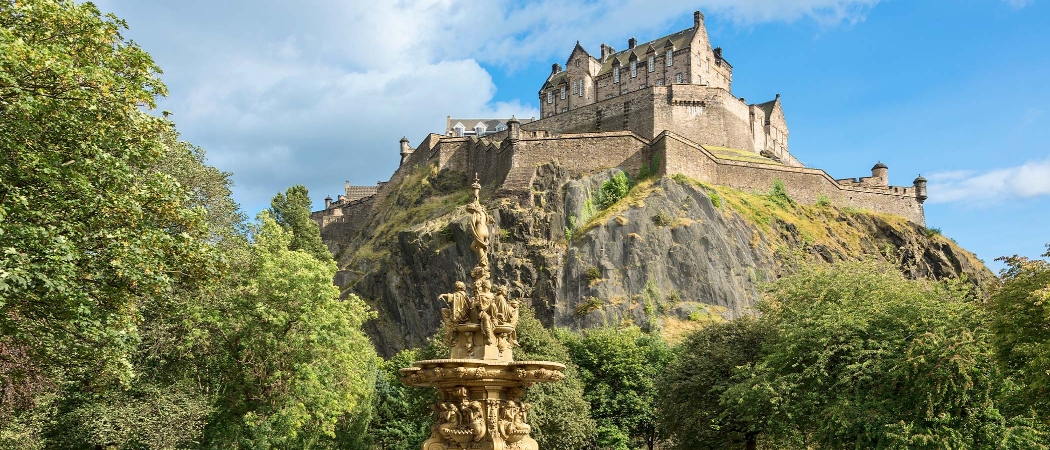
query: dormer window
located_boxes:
[648,55,655,72]
[667,50,673,66]
[630,60,637,77]
[453,124,465,137]
[495,122,507,132]
[560,86,565,99]
[613,66,620,83]
[547,91,553,104]
[475,123,486,135]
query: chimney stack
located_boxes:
[694,11,704,28]
[600,44,615,63]
[628,37,637,49]
[551,63,562,74]
[324,195,332,209]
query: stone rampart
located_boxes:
[655,132,925,225]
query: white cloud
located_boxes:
[927,157,1050,204]
[1003,0,1032,9]
[93,0,879,213]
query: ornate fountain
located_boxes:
[400,175,565,450]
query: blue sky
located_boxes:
[93,0,1049,270]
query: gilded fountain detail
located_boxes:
[400,175,564,450]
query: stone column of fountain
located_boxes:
[400,175,565,450]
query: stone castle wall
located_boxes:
[524,85,761,154]
[656,133,925,224]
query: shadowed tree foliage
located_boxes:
[269,185,331,262]
[658,317,771,450]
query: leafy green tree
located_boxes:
[734,259,1044,449]
[202,213,377,448]
[658,317,770,450]
[0,2,226,447]
[560,325,673,450]
[515,307,597,449]
[989,247,1050,424]
[269,185,331,262]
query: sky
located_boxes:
[92,0,1050,270]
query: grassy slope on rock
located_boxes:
[339,163,471,281]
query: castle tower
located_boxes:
[400,136,414,166]
[871,161,888,187]
[913,175,928,203]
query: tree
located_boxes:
[0,1,223,445]
[734,259,1045,449]
[658,317,770,450]
[989,247,1050,424]
[366,342,443,450]
[269,185,331,262]
[201,213,377,448]
[560,325,673,450]
[515,307,597,449]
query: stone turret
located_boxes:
[324,195,332,209]
[913,175,928,203]
[399,136,413,166]
[507,116,520,143]
[871,161,888,187]
[694,10,704,28]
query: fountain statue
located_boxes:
[400,174,565,450]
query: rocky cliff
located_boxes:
[327,162,992,356]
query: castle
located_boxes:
[313,11,928,238]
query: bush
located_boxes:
[768,179,794,207]
[584,266,602,282]
[599,172,633,210]
[924,227,942,237]
[816,193,831,207]
[576,297,603,317]
[651,211,672,226]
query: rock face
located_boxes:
[330,163,991,357]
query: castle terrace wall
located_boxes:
[655,133,925,225]
[312,196,376,250]
[524,88,658,138]
[525,85,758,154]
[498,132,653,205]
[658,84,755,151]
